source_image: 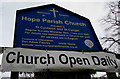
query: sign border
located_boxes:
[13,4,103,52]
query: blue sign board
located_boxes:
[14,4,102,51]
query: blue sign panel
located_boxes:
[14,4,102,51]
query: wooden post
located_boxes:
[34,72,48,79]
[78,72,92,79]
[10,72,19,79]
[34,71,92,79]
[106,72,117,79]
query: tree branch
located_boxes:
[101,37,120,45]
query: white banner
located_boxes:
[2,48,119,72]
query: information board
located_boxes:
[14,4,102,51]
[2,48,119,72]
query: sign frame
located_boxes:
[13,4,103,52]
[2,48,119,72]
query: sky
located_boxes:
[0,0,118,78]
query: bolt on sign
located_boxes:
[14,4,102,51]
